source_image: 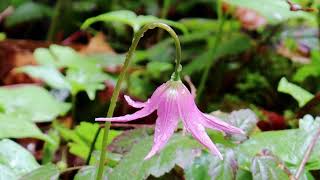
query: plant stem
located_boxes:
[86,126,102,164]
[96,22,182,180]
[196,0,224,102]
[71,94,76,127]
[295,127,320,179]
[47,0,65,41]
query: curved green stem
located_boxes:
[96,22,182,180]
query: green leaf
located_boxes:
[81,10,188,34]
[54,122,121,159]
[277,77,314,107]
[0,114,52,143]
[0,85,71,122]
[251,153,289,180]
[225,0,315,24]
[16,66,71,90]
[33,45,113,99]
[238,115,320,169]
[42,129,60,164]
[236,169,253,180]
[5,2,52,27]
[33,48,59,67]
[0,32,6,41]
[66,68,111,100]
[34,45,96,69]
[0,164,18,180]
[293,51,320,82]
[0,139,39,176]
[185,148,238,180]
[20,164,59,180]
[109,134,201,180]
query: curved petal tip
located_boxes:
[124,95,146,108]
[95,117,108,121]
[144,151,156,160]
[212,150,223,160]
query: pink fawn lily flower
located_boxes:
[96,80,244,160]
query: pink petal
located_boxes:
[149,82,170,101]
[95,83,170,122]
[183,113,223,160]
[177,89,223,159]
[144,93,179,160]
[203,114,245,135]
[95,105,155,122]
[124,95,146,108]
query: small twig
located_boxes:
[60,166,85,174]
[259,150,296,179]
[286,0,314,12]
[184,75,197,98]
[295,127,320,179]
[296,92,320,118]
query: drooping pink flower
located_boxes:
[96,80,244,160]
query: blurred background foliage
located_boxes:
[1,0,320,179]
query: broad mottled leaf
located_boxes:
[81,10,188,34]
[109,128,152,154]
[251,154,289,180]
[209,109,258,142]
[278,77,314,107]
[226,0,315,24]
[0,114,52,143]
[20,164,59,180]
[0,139,39,176]
[239,115,320,169]
[16,66,71,90]
[0,164,17,180]
[225,109,258,141]
[0,85,71,122]
[109,134,202,180]
[185,148,238,180]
